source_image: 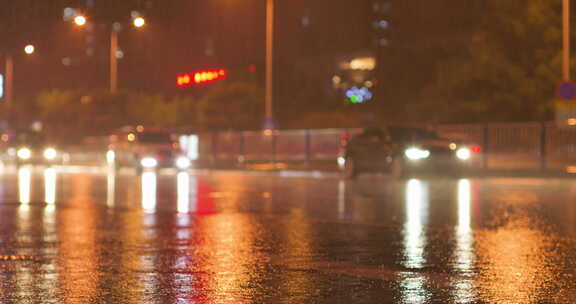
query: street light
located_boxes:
[24,45,35,55]
[3,44,35,107]
[72,13,146,94]
[133,17,146,28]
[74,15,87,27]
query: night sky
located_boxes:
[1,0,262,95]
[0,0,378,97]
[1,0,485,123]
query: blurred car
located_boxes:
[342,126,482,178]
[107,128,191,172]
[342,128,396,178]
[3,131,63,167]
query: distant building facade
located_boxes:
[273,0,396,109]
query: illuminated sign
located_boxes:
[345,86,373,103]
[339,57,376,71]
[177,69,227,87]
[0,74,3,99]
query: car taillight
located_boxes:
[471,145,482,154]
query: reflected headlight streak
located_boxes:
[140,157,158,168]
[456,148,471,160]
[106,150,116,164]
[43,148,57,160]
[175,156,191,170]
[405,148,430,161]
[17,148,32,160]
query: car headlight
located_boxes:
[106,150,116,164]
[456,148,471,160]
[405,148,430,161]
[17,148,32,160]
[337,156,346,168]
[43,148,58,160]
[140,157,158,168]
[175,156,191,170]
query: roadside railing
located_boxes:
[196,122,576,174]
[62,122,576,174]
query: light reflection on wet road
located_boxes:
[1,166,576,303]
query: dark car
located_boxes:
[342,128,397,178]
[5,131,63,167]
[343,126,481,178]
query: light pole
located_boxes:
[564,0,571,81]
[110,28,119,94]
[264,0,275,130]
[5,55,13,107]
[4,44,35,107]
[110,17,145,94]
[74,14,146,94]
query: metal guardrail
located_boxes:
[63,122,576,174]
[198,123,576,173]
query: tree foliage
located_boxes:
[423,0,562,122]
[196,82,264,130]
[34,89,197,138]
[31,81,265,138]
[126,93,195,127]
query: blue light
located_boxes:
[345,86,373,104]
[379,20,389,29]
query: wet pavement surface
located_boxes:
[1,166,576,303]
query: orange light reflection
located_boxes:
[475,188,556,303]
[141,172,157,213]
[57,174,98,302]
[18,167,32,204]
[452,179,477,302]
[400,179,431,302]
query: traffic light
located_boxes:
[177,69,227,87]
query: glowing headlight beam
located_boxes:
[140,157,158,168]
[405,148,430,161]
[456,148,471,160]
[17,148,32,160]
[43,148,57,160]
[337,156,346,168]
[175,156,191,170]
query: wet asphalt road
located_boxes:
[1,166,576,303]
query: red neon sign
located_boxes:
[177,69,227,87]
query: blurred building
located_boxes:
[271,0,394,113]
[278,0,481,121]
[329,0,392,105]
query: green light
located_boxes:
[349,95,361,103]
